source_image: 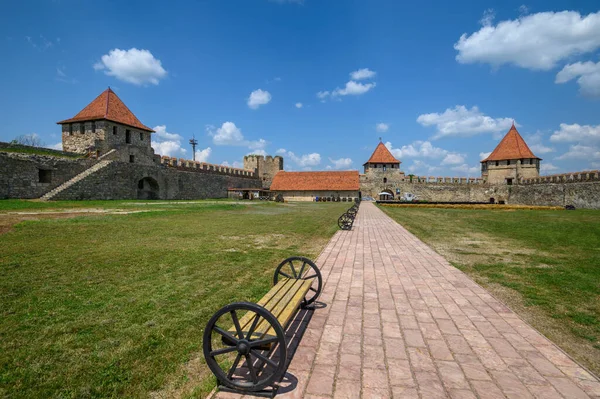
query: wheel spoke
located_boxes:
[278,271,293,279]
[298,261,307,278]
[210,346,237,357]
[309,286,318,292]
[249,336,279,347]
[214,326,238,343]
[303,274,318,280]
[288,260,298,278]
[245,354,258,384]
[230,310,243,339]
[227,353,242,379]
[251,349,279,369]
[246,313,261,340]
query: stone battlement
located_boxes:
[159,156,256,178]
[520,170,600,184]
[398,176,485,184]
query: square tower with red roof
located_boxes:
[360,141,406,199]
[57,88,158,165]
[480,124,541,185]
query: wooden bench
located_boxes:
[203,256,323,395]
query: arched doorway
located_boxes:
[378,189,394,201]
[137,177,159,200]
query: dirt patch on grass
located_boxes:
[0,209,151,235]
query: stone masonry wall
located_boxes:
[509,182,600,209]
[0,151,94,199]
[50,161,262,200]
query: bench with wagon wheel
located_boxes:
[337,202,360,230]
[203,256,323,397]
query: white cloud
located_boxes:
[295,102,303,108]
[248,149,268,156]
[332,80,376,97]
[518,5,529,15]
[222,160,244,168]
[556,144,600,160]
[441,153,466,165]
[316,91,330,101]
[207,122,268,151]
[376,123,389,133]
[480,8,496,27]
[328,157,353,170]
[247,89,271,109]
[556,61,600,97]
[350,68,376,80]
[46,142,63,150]
[526,131,555,154]
[277,149,321,167]
[151,125,188,158]
[385,141,445,159]
[93,48,167,85]
[195,147,212,162]
[407,160,441,174]
[540,163,559,174]
[550,123,600,142]
[479,151,492,160]
[455,10,600,70]
[317,68,377,101]
[417,105,513,139]
[450,164,480,175]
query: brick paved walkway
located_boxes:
[214,202,600,399]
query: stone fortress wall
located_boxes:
[244,155,284,188]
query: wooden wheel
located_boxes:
[338,213,353,230]
[203,302,287,392]
[273,256,323,306]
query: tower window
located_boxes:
[507,160,511,165]
[68,124,73,135]
[383,166,387,171]
[495,161,499,166]
[126,129,131,144]
[129,155,135,163]
[507,178,513,185]
[383,177,387,183]
[113,126,117,135]
[139,132,143,141]
[92,121,96,133]
[80,124,85,134]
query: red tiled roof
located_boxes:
[481,124,540,162]
[364,142,400,164]
[270,171,360,191]
[56,88,154,132]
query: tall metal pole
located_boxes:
[189,135,198,161]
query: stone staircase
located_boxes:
[40,160,114,201]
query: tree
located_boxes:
[11,134,44,147]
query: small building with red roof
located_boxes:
[269,171,360,201]
[481,123,541,184]
[57,88,158,165]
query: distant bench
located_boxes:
[203,256,323,395]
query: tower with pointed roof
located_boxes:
[57,88,158,165]
[361,140,405,199]
[480,123,541,185]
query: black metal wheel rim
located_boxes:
[273,256,323,305]
[203,302,287,392]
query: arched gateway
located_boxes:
[137,177,159,199]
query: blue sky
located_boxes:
[1,0,599,176]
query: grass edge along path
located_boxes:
[380,205,600,377]
[0,201,347,398]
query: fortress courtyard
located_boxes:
[1,199,599,398]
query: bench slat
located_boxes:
[228,278,312,340]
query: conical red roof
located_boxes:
[57,88,153,132]
[364,142,400,165]
[481,124,540,162]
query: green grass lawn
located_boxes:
[381,206,600,376]
[0,200,347,398]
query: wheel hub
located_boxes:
[237,340,250,355]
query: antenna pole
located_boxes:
[189,135,198,161]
